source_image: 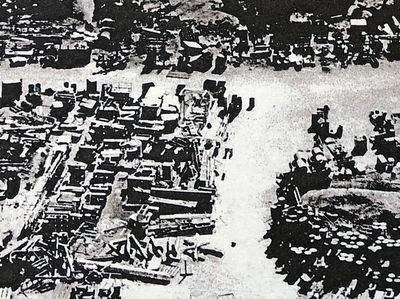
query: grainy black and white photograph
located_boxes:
[1,0,400,298]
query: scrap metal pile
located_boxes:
[265,106,400,298]
[6,0,400,76]
[0,78,248,297]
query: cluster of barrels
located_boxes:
[375,155,396,174]
[324,140,368,180]
[290,148,328,174]
[21,83,42,112]
[266,203,400,298]
[369,111,392,135]
[368,110,400,168]
[276,147,332,202]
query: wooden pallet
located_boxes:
[159,264,180,277]
[166,71,191,79]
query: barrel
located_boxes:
[270,204,281,223]
[312,147,323,156]
[35,83,41,93]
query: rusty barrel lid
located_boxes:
[331,238,339,245]
[304,250,313,256]
[299,216,308,223]
[311,224,321,231]
[386,277,393,283]
[314,235,322,241]
[359,234,368,240]
[278,196,286,203]
[309,248,318,254]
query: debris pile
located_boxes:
[0,78,245,297]
[266,105,400,298]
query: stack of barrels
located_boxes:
[289,148,328,174]
[269,140,400,297]
[277,147,332,201]
[267,111,400,297]
[266,202,400,298]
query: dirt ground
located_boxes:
[4,60,400,298]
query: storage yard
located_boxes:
[0,63,243,297]
[0,60,398,298]
[2,0,400,298]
